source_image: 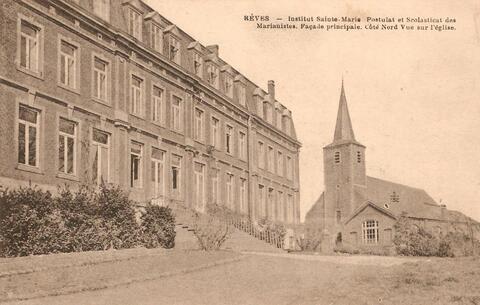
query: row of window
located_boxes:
[257,141,294,179]
[333,150,362,164]
[257,184,295,223]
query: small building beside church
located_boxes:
[305,82,480,252]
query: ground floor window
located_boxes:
[151,148,165,198]
[92,129,110,185]
[130,142,143,188]
[171,154,182,197]
[362,220,379,244]
[194,162,205,212]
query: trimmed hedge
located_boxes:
[0,185,176,257]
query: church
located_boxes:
[305,82,479,252]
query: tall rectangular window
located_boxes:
[237,84,246,106]
[18,105,40,167]
[193,52,203,78]
[277,151,284,176]
[171,154,182,196]
[128,8,142,40]
[194,108,205,142]
[20,20,40,73]
[267,188,274,220]
[59,40,77,89]
[211,169,219,204]
[287,194,294,223]
[240,178,247,214]
[207,64,219,89]
[151,23,163,53]
[226,173,234,209]
[93,0,110,21]
[92,129,110,185]
[225,125,233,154]
[362,220,379,244]
[224,75,233,97]
[130,142,143,188]
[257,141,265,169]
[194,162,205,212]
[286,156,293,180]
[277,191,284,221]
[169,36,180,64]
[267,146,274,172]
[238,131,246,160]
[130,75,143,116]
[211,117,219,148]
[258,184,265,218]
[151,148,165,198]
[93,57,108,102]
[152,86,164,124]
[58,118,76,175]
[171,96,183,132]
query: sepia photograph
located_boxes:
[0,0,479,304]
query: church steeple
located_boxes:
[333,80,356,142]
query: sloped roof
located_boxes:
[344,200,397,225]
[334,81,355,142]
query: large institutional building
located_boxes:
[0,0,301,225]
[305,83,479,251]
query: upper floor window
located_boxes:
[277,150,284,176]
[334,151,341,164]
[362,220,379,244]
[152,86,164,124]
[59,40,78,89]
[93,57,108,102]
[171,95,183,133]
[58,118,76,175]
[225,125,233,154]
[211,117,220,148]
[207,64,219,89]
[169,36,180,64]
[93,0,110,21]
[237,83,246,106]
[193,52,203,78]
[130,74,144,116]
[194,108,205,142]
[151,23,163,53]
[357,151,362,163]
[18,105,40,167]
[130,141,143,188]
[238,131,246,160]
[19,20,41,74]
[286,155,293,180]
[127,8,142,40]
[257,141,265,169]
[224,75,233,98]
[92,129,110,185]
[267,146,274,172]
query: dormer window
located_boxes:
[236,83,246,106]
[169,36,180,64]
[334,151,341,164]
[193,52,203,78]
[150,23,163,53]
[224,75,233,98]
[127,7,142,40]
[93,0,110,22]
[207,64,219,89]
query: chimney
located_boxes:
[206,45,219,56]
[268,80,275,100]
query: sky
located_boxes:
[144,0,480,221]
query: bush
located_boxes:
[140,203,175,249]
[192,204,233,251]
[0,184,176,257]
[296,233,322,252]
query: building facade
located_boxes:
[0,0,301,225]
[305,82,479,251]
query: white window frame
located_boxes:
[18,18,43,76]
[225,124,234,155]
[130,74,144,117]
[58,118,77,176]
[151,23,163,53]
[152,85,165,124]
[277,191,284,222]
[127,7,142,41]
[171,95,184,133]
[194,107,205,142]
[92,129,110,185]
[171,154,183,197]
[151,148,165,199]
[240,178,247,214]
[211,116,220,148]
[226,173,234,209]
[258,184,265,218]
[58,38,79,90]
[286,155,293,180]
[238,131,246,160]
[267,146,274,172]
[194,161,206,212]
[277,150,284,176]
[257,141,265,169]
[130,141,143,189]
[207,64,219,89]
[211,169,220,204]
[17,104,40,168]
[362,220,379,244]
[92,55,109,103]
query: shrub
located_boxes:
[333,243,360,255]
[140,204,175,249]
[192,204,233,251]
[296,233,322,252]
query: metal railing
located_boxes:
[225,215,284,249]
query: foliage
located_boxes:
[0,184,176,257]
[257,217,287,240]
[192,204,234,251]
[296,232,323,252]
[140,203,175,249]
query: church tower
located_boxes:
[323,81,366,240]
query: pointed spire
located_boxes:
[333,80,356,141]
